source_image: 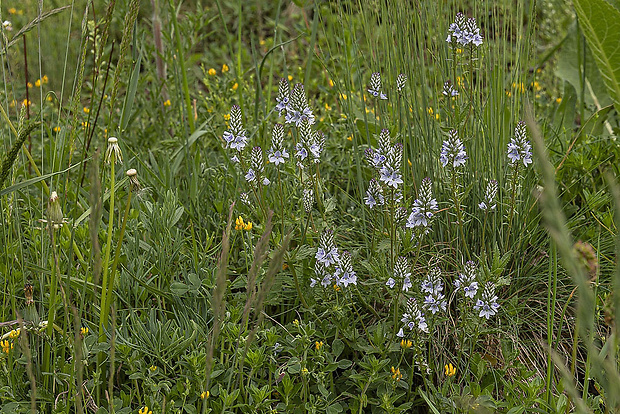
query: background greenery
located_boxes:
[1,0,619,413]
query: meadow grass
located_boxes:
[0,0,619,413]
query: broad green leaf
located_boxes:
[573,0,620,108]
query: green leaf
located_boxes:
[332,338,344,358]
[573,0,620,108]
[120,53,142,132]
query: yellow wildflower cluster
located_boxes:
[201,390,210,399]
[33,75,49,87]
[80,327,89,337]
[444,363,456,377]
[235,216,252,231]
[138,406,152,414]
[232,82,238,91]
[1,340,13,354]
[8,329,20,339]
[163,99,171,107]
[315,341,324,350]
[400,339,412,349]
[8,8,24,15]
[512,82,526,93]
[208,68,217,76]
[222,64,229,73]
[390,366,402,381]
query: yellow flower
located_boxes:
[1,340,13,354]
[232,82,238,90]
[324,103,331,111]
[456,48,463,54]
[426,107,434,116]
[46,95,53,102]
[259,39,266,46]
[42,75,49,84]
[83,107,90,114]
[328,79,334,87]
[506,90,512,97]
[35,79,41,87]
[22,99,31,107]
[347,136,352,142]
[9,8,17,14]
[235,216,246,231]
[81,121,89,128]
[27,82,33,88]
[400,339,412,349]
[222,63,229,73]
[223,114,231,121]
[80,327,89,336]
[287,75,293,81]
[512,82,525,93]
[201,390,210,399]
[149,365,157,372]
[456,76,463,88]
[138,406,152,414]
[293,319,299,326]
[301,367,309,376]
[244,221,252,231]
[315,341,324,350]
[333,284,341,292]
[556,97,562,104]
[444,363,456,377]
[163,99,171,107]
[208,68,216,76]
[390,366,402,381]
[407,159,412,167]
[532,81,541,91]
[53,126,61,133]
[8,329,20,339]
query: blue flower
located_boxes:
[295,143,308,160]
[440,130,467,168]
[364,191,377,209]
[402,276,412,292]
[268,148,289,165]
[245,168,256,182]
[275,96,289,115]
[386,278,395,288]
[379,166,403,188]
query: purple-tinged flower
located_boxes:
[396,328,404,338]
[245,169,256,182]
[406,178,437,230]
[386,278,396,288]
[268,149,289,165]
[275,96,289,115]
[364,179,385,209]
[379,166,403,188]
[368,72,388,100]
[440,129,467,168]
[295,143,308,160]
[402,276,412,292]
[310,278,317,288]
[442,80,459,97]
[507,121,532,167]
[262,177,271,186]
